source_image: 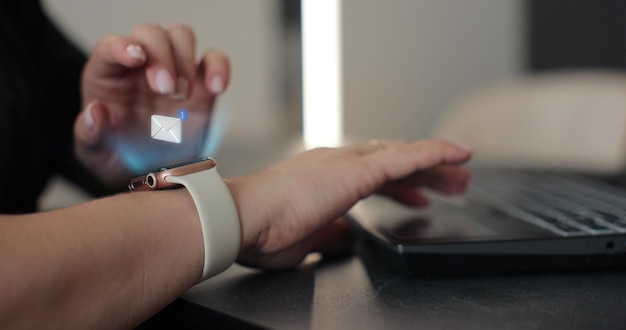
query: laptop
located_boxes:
[344,1,626,276]
[347,167,626,275]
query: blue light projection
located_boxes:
[200,105,228,158]
[114,105,230,174]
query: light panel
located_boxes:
[301,0,343,149]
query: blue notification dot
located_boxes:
[178,109,188,121]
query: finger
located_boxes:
[237,219,353,270]
[311,218,354,257]
[342,140,389,155]
[198,49,231,95]
[401,165,471,194]
[85,35,147,79]
[165,24,196,100]
[376,185,431,207]
[74,100,110,148]
[376,164,471,207]
[131,24,178,95]
[362,139,472,182]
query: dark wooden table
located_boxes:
[142,235,626,330]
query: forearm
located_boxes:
[0,189,203,330]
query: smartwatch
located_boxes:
[128,157,241,282]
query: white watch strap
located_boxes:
[165,168,241,282]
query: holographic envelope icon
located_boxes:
[151,115,182,143]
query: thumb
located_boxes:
[311,218,355,258]
[74,100,110,149]
[236,218,354,270]
[74,101,133,189]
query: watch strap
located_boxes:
[165,168,241,281]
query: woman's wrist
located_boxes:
[151,188,206,282]
[223,178,252,252]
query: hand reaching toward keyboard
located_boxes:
[229,139,472,269]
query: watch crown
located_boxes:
[128,178,145,191]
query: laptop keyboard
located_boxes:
[469,170,626,236]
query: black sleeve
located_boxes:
[35,3,118,197]
[0,0,116,214]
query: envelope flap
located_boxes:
[151,114,182,144]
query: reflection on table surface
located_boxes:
[143,237,626,330]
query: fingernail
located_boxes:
[155,69,175,94]
[126,44,146,61]
[84,102,95,132]
[210,76,224,94]
[172,76,189,101]
[455,143,473,153]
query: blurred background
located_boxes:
[39,0,626,209]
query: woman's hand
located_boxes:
[0,138,470,329]
[227,139,472,269]
[73,23,231,188]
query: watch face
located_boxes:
[128,157,216,191]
